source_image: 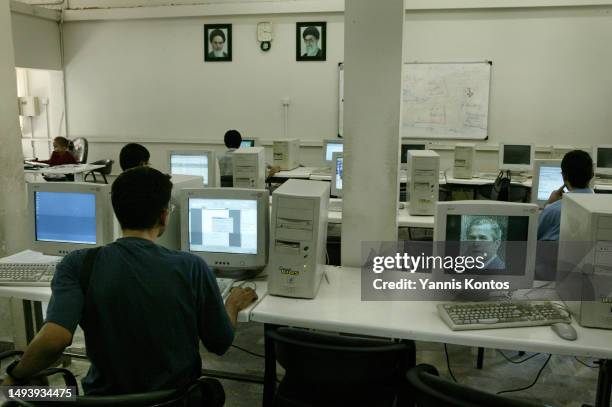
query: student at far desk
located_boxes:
[119,142,150,171]
[34,136,77,166]
[2,167,257,399]
[537,150,594,241]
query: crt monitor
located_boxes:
[331,152,343,197]
[531,159,563,207]
[433,201,538,290]
[240,138,257,148]
[180,188,269,278]
[28,182,113,256]
[323,139,344,165]
[595,145,612,176]
[401,142,427,165]
[498,144,534,172]
[169,150,217,187]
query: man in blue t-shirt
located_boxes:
[2,167,257,395]
[537,150,594,241]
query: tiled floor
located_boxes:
[3,322,601,406]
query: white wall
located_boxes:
[404,6,612,146]
[11,12,61,70]
[62,6,612,173]
[64,15,344,145]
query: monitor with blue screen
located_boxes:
[240,139,256,148]
[28,182,113,256]
[531,159,563,207]
[331,152,343,197]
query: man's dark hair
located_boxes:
[119,143,150,171]
[303,26,320,40]
[561,150,593,189]
[112,167,173,230]
[209,29,226,43]
[224,130,242,149]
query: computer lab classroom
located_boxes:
[1,0,612,406]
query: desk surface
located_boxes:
[251,266,612,359]
[326,200,434,228]
[0,250,264,323]
[24,163,105,175]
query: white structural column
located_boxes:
[341,0,405,266]
[0,1,27,257]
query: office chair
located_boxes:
[84,160,114,184]
[476,183,530,203]
[71,137,89,164]
[0,351,224,407]
[265,327,415,407]
[407,364,546,407]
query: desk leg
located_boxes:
[594,359,612,407]
[22,300,35,343]
[263,324,278,407]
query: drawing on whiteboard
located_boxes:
[402,62,491,140]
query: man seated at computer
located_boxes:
[462,216,506,270]
[538,150,594,241]
[35,136,78,166]
[119,142,150,171]
[2,167,257,397]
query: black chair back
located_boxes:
[267,327,415,407]
[407,364,545,407]
[72,137,89,163]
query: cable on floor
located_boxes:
[443,343,458,383]
[231,344,264,358]
[497,350,541,364]
[496,354,552,395]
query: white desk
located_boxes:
[24,164,105,182]
[0,250,265,338]
[273,167,316,179]
[252,266,612,406]
[326,200,434,228]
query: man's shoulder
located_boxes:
[541,200,562,219]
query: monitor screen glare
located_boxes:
[188,198,257,255]
[35,191,96,244]
[335,157,343,190]
[444,214,530,276]
[171,154,209,186]
[240,140,255,148]
[503,145,531,165]
[326,143,343,162]
[537,166,564,201]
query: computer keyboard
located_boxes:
[437,301,570,331]
[596,178,612,185]
[311,167,332,175]
[0,262,59,286]
[478,172,499,180]
[328,201,343,212]
[216,278,235,298]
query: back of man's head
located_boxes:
[224,130,242,149]
[561,150,593,189]
[112,167,173,230]
[120,143,150,171]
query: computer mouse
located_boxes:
[551,323,577,341]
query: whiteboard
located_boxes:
[402,62,492,140]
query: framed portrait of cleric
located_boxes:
[296,22,326,61]
[204,24,232,62]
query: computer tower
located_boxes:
[267,179,329,299]
[556,194,612,329]
[453,143,475,179]
[233,147,266,189]
[273,139,300,170]
[407,150,439,216]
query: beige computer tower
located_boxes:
[453,143,475,179]
[267,179,329,299]
[273,139,300,170]
[233,147,266,189]
[556,194,612,329]
[407,150,440,216]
